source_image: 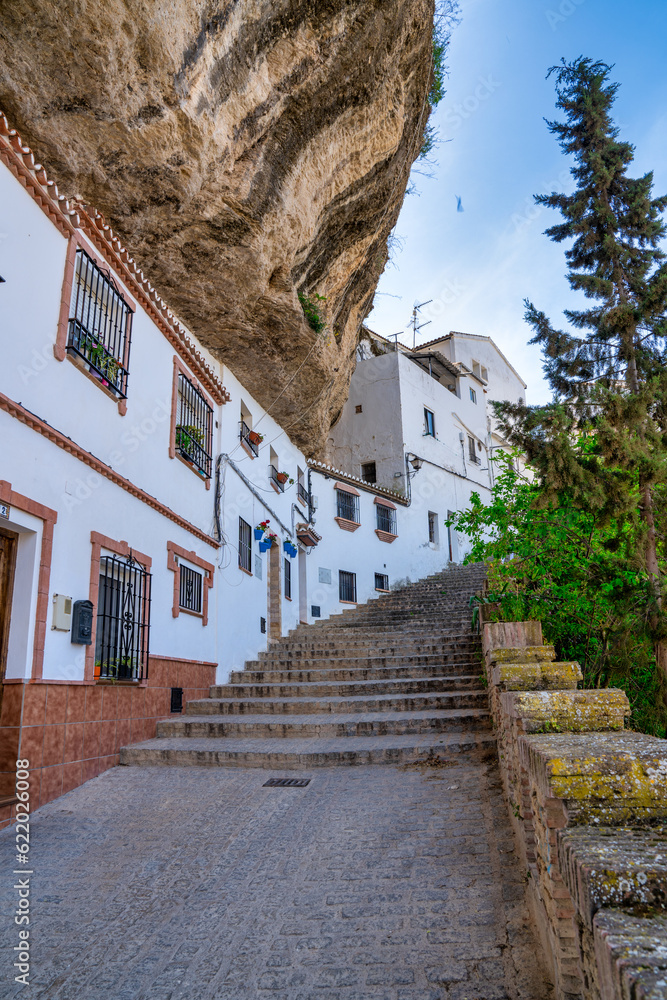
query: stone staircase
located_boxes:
[120,563,493,769]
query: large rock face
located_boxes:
[0,0,433,454]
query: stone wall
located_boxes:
[483,619,667,1000]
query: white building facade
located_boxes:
[0,114,527,820]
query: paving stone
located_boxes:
[0,761,554,999]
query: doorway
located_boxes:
[0,526,18,718]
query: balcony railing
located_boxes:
[269,465,285,492]
[297,482,310,506]
[240,420,259,457]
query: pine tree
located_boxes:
[495,57,667,610]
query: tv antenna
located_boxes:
[409,300,432,349]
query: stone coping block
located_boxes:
[501,689,629,734]
[520,732,667,825]
[489,644,557,665]
[559,826,667,929]
[594,909,667,1000]
[492,660,583,691]
[483,620,543,654]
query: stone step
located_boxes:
[120,730,496,768]
[228,663,483,685]
[156,707,492,739]
[246,652,479,671]
[185,689,488,717]
[259,638,480,656]
[214,674,484,698]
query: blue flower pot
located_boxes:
[258,541,269,553]
[254,528,263,540]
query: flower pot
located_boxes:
[254,528,264,540]
[248,431,262,446]
[258,541,270,553]
[277,473,288,484]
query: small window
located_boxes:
[336,490,359,523]
[472,360,481,378]
[424,408,435,437]
[67,248,132,398]
[468,436,480,464]
[260,616,266,633]
[170,687,183,713]
[179,563,203,614]
[469,387,477,404]
[376,503,397,535]
[311,605,321,618]
[447,510,455,562]
[238,518,252,573]
[176,372,213,478]
[240,402,260,457]
[375,573,389,592]
[339,570,357,603]
[284,558,292,599]
[361,461,377,484]
[95,554,151,681]
[428,511,438,545]
[481,366,488,382]
[355,404,363,414]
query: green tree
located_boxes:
[494,58,667,610]
[449,453,666,735]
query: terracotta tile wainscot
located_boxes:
[0,655,217,829]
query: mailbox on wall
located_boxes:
[71,600,94,645]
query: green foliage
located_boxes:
[449,453,667,736]
[298,292,327,334]
[418,1,460,160]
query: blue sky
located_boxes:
[367,0,667,403]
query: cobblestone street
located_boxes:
[0,755,554,999]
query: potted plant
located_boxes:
[255,518,270,540]
[248,430,263,446]
[265,532,278,549]
[176,424,204,455]
[283,540,297,557]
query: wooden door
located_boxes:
[0,527,18,718]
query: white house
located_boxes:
[0,113,528,821]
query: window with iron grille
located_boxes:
[339,570,357,603]
[375,573,389,591]
[67,248,132,397]
[284,557,291,599]
[336,490,359,522]
[361,461,377,483]
[95,554,151,681]
[179,563,203,614]
[238,518,252,573]
[468,436,480,464]
[424,408,435,437]
[176,373,213,478]
[428,511,438,544]
[239,420,258,457]
[297,481,310,505]
[376,503,397,535]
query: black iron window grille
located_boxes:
[179,563,203,614]
[176,373,213,478]
[428,511,438,544]
[67,248,131,398]
[339,570,357,603]
[284,557,291,599]
[311,605,321,617]
[336,490,359,522]
[239,518,252,573]
[361,461,377,483]
[297,481,310,505]
[468,436,480,464]
[260,616,267,633]
[375,573,389,591]
[376,504,397,535]
[95,554,151,681]
[170,687,183,713]
[239,420,258,457]
[269,465,285,492]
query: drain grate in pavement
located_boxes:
[263,778,311,788]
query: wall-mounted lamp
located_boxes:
[408,455,423,472]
